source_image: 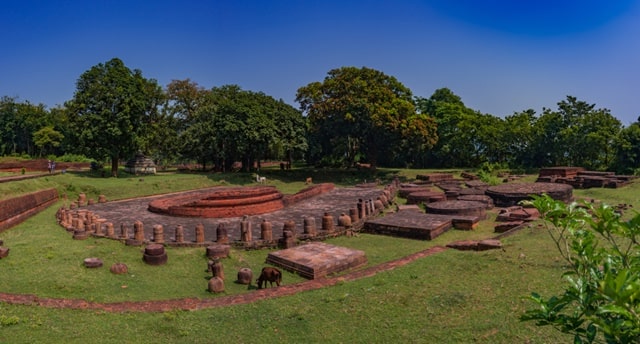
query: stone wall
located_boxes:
[282,183,335,206]
[0,188,59,232]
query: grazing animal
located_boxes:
[255,174,266,184]
[256,267,282,289]
[305,177,312,185]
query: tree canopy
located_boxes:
[297,66,437,168]
[65,58,163,176]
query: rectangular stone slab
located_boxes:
[363,211,452,240]
[266,242,367,279]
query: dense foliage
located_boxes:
[296,66,437,168]
[522,195,640,343]
[1,58,639,173]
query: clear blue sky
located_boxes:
[2,0,639,124]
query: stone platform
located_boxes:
[265,242,367,279]
[485,182,573,207]
[363,211,452,240]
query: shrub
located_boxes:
[521,194,640,343]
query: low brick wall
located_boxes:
[283,183,335,206]
[0,188,59,232]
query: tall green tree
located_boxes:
[65,58,163,176]
[297,66,436,168]
[0,96,52,156]
[417,88,490,168]
[502,109,536,168]
[33,126,64,157]
[612,121,640,174]
[530,96,621,169]
[185,85,306,172]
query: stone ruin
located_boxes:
[54,181,399,251]
[124,152,156,175]
[536,167,637,189]
[266,242,367,279]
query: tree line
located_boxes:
[1,58,639,175]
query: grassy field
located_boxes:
[0,168,637,343]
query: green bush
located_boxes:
[521,194,640,343]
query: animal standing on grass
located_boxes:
[256,267,282,289]
[255,174,266,184]
[305,177,312,184]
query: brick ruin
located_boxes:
[0,188,59,232]
[54,182,399,251]
[537,166,637,189]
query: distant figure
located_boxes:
[47,160,52,173]
[305,177,312,185]
[51,161,56,173]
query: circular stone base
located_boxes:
[485,182,573,207]
[83,257,103,268]
[425,200,487,218]
[457,195,494,209]
[406,191,446,205]
[148,186,285,218]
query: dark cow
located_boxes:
[256,267,282,289]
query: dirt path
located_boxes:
[0,246,448,313]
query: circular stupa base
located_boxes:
[425,200,487,218]
[485,182,573,207]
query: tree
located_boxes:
[297,66,436,168]
[502,109,536,168]
[417,88,499,168]
[530,96,621,169]
[33,126,64,157]
[184,85,307,172]
[612,122,640,174]
[0,96,52,156]
[521,195,640,343]
[65,58,163,176]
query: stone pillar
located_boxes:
[283,220,296,238]
[349,208,359,224]
[105,222,115,238]
[338,213,352,228]
[357,199,366,220]
[216,223,228,244]
[78,193,86,207]
[322,212,334,233]
[195,223,205,243]
[120,223,129,239]
[261,219,273,241]
[175,225,184,243]
[134,221,145,242]
[77,218,86,232]
[208,259,224,280]
[94,220,105,236]
[280,220,297,248]
[240,215,252,242]
[153,224,165,244]
[374,198,384,212]
[237,268,253,285]
[380,194,389,207]
[303,217,316,236]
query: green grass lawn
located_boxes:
[0,169,637,343]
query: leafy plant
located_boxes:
[521,194,640,343]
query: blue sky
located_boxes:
[2,0,639,124]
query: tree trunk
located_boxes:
[110,156,118,177]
